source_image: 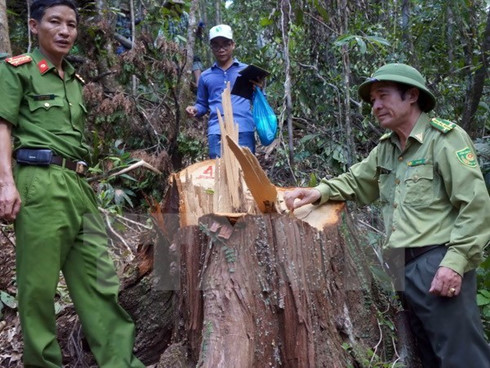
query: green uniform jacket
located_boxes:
[0,49,90,161]
[315,113,490,275]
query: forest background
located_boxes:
[1,0,489,345]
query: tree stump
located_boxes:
[152,157,416,367]
[150,87,420,367]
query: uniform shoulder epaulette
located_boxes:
[75,73,86,84]
[430,118,456,134]
[379,132,392,141]
[5,54,32,67]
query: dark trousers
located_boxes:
[402,246,490,368]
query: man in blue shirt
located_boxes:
[185,24,255,158]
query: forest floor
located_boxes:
[0,222,153,368]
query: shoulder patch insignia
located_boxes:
[5,55,32,67]
[430,118,456,134]
[456,147,477,168]
[75,73,86,84]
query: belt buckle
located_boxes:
[75,161,88,175]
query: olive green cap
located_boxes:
[358,63,436,112]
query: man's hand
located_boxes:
[0,181,21,221]
[283,188,321,212]
[0,119,20,221]
[429,266,463,297]
[185,105,198,117]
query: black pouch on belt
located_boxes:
[15,148,53,166]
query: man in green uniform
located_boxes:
[284,63,490,368]
[0,1,145,367]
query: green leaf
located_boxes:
[476,293,490,306]
[0,291,17,309]
[366,36,391,46]
[54,301,65,315]
[334,34,355,47]
[308,173,318,187]
[259,17,274,27]
[299,133,319,144]
[355,37,367,54]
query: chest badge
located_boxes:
[408,158,427,167]
[456,147,477,168]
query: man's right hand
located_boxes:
[0,119,21,221]
[185,106,197,117]
[0,181,21,221]
[283,188,321,212]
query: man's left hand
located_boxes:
[429,266,462,297]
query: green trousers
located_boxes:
[14,165,145,368]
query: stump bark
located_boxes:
[150,157,418,367]
[146,87,421,367]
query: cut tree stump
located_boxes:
[150,86,421,367]
[155,158,423,367]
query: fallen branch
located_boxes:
[109,159,162,178]
[88,159,162,183]
[99,207,152,231]
[103,212,135,255]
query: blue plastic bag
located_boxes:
[253,88,277,146]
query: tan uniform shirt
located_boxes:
[315,113,490,275]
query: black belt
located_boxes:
[404,245,442,264]
[14,148,88,176]
[50,155,88,175]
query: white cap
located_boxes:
[209,24,233,41]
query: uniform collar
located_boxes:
[407,112,431,144]
[31,48,75,77]
[380,112,431,147]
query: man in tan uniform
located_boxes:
[285,63,490,368]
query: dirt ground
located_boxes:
[0,223,154,368]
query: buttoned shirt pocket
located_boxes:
[27,96,65,131]
[403,164,434,207]
[377,166,394,205]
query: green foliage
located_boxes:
[0,291,17,319]
[334,34,391,55]
[90,141,140,215]
[476,254,490,339]
[177,132,206,161]
[475,137,490,192]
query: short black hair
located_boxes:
[396,82,427,111]
[31,0,79,23]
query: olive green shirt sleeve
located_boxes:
[315,146,380,206]
[434,127,490,275]
[313,118,490,275]
[0,62,23,126]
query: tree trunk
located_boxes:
[146,88,422,367]
[280,0,295,171]
[152,154,421,367]
[185,0,199,78]
[0,0,12,56]
[93,0,118,92]
[337,0,356,167]
[461,8,490,136]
